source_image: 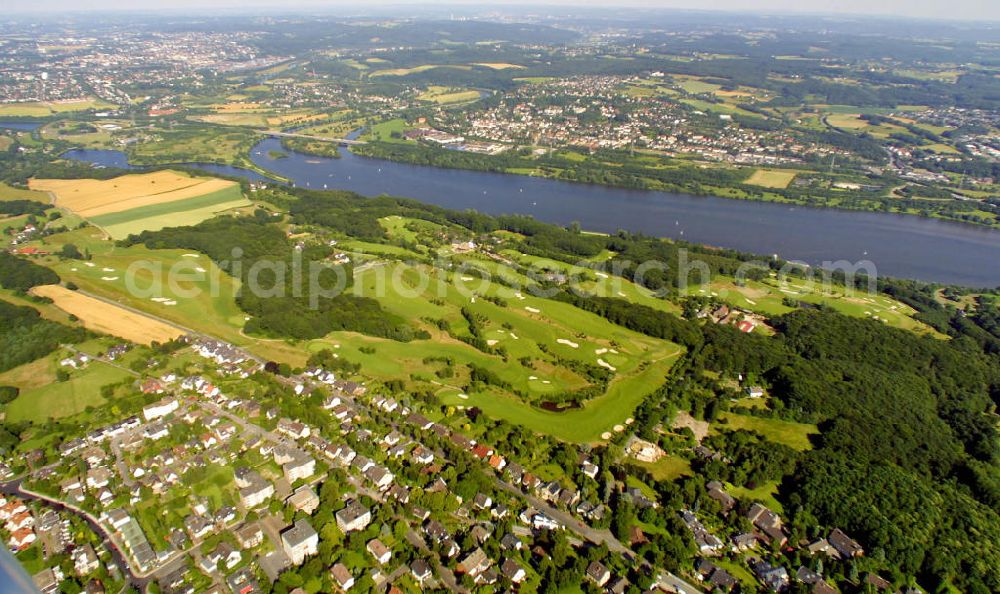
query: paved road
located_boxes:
[0,479,146,589]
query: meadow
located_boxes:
[2,354,134,423]
[745,169,797,189]
[712,412,818,451]
[417,86,482,104]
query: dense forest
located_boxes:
[0,300,90,373]
[0,252,60,292]
[628,306,1000,593]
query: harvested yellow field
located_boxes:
[746,169,798,189]
[216,101,266,112]
[30,171,238,217]
[30,285,184,345]
[475,62,525,70]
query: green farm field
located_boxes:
[89,185,250,239]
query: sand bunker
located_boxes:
[556,338,579,348]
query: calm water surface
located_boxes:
[64,141,1000,287]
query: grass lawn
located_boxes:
[728,480,784,514]
[5,358,133,423]
[634,455,692,481]
[366,119,409,142]
[714,412,818,451]
[713,558,758,587]
[745,169,797,189]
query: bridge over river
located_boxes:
[258,129,367,145]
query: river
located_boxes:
[61,139,1000,287]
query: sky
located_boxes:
[4,0,999,22]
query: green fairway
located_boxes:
[41,227,248,344]
[437,344,682,443]
[683,274,941,336]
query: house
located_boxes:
[586,561,611,587]
[281,519,318,565]
[473,493,492,510]
[140,379,165,395]
[458,547,492,579]
[732,532,757,551]
[356,537,391,565]
[423,519,450,543]
[364,465,394,491]
[828,528,864,559]
[410,559,432,584]
[234,523,263,549]
[8,527,36,551]
[706,480,736,512]
[239,473,273,509]
[745,386,765,398]
[500,532,522,551]
[496,558,524,584]
[276,418,310,440]
[751,559,790,592]
[412,446,434,465]
[184,515,214,540]
[696,559,737,591]
[330,563,354,591]
[215,542,242,569]
[581,460,600,479]
[33,568,64,594]
[532,513,560,531]
[5,509,34,533]
[336,500,371,533]
[86,467,113,490]
[143,398,178,421]
[283,455,316,483]
[747,503,787,546]
[226,567,258,594]
[286,486,319,515]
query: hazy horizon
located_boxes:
[4,0,999,23]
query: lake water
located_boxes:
[0,121,42,130]
[60,149,275,183]
[64,141,1000,287]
